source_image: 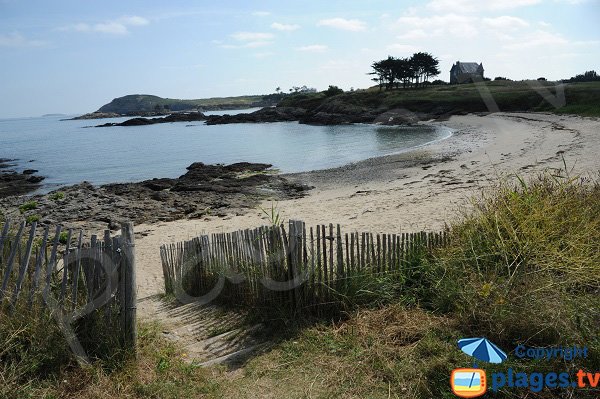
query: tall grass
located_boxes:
[0,302,72,398]
[420,169,599,360]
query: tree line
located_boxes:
[565,70,600,83]
[369,52,440,90]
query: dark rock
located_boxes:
[23,169,39,175]
[205,107,307,125]
[373,109,421,125]
[143,178,174,191]
[0,167,45,197]
[299,112,354,125]
[150,191,169,201]
[95,112,207,127]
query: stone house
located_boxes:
[450,61,484,84]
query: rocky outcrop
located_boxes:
[95,112,207,127]
[68,112,124,120]
[205,107,307,125]
[0,162,311,230]
[0,159,45,198]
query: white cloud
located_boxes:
[94,22,129,35]
[317,18,367,32]
[252,11,271,17]
[555,0,591,4]
[230,32,274,41]
[271,22,300,31]
[395,14,478,37]
[483,16,529,29]
[396,29,429,40]
[0,32,46,47]
[427,0,542,11]
[296,44,328,52]
[503,30,568,49]
[120,16,149,26]
[59,15,149,35]
[244,41,272,48]
[219,40,273,49]
[386,43,419,53]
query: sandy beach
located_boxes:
[134,112,599,300]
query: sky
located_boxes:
[0,0,599,118]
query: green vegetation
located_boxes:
[324,85,344,97]
[420,169,599,349]
[49,191,65,201]
[18,200,37,214]
[281,80,600,117]
[25,214,40,224]
[0,316,220,399]
[58,231,70,244]
[0,303,72,399]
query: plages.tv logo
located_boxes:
[450,337,507,398]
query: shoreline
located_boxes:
[2,121,454,197]
[1,112,598,299]
[129,111,599,298]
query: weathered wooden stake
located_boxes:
[121,222,137,355]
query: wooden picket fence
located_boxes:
[161,220,448,315]
[0,219,137,360]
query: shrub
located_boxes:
[324,85,344,97]
[59,231,70,244]
[18,201,37,214]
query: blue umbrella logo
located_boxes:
[458,337,507,364]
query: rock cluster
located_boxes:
[0,162,311,231]
[95,112,207,127]
[0,159,45,198]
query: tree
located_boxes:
[392,57,414,89]
[369,57,396,90]
[410,52,440,88]
[566,70,600,83]
[324,85,344,97]
[369,52,440,90]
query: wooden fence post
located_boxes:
[121,222,137,355]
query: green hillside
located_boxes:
[97,94,273,114]
[281,81,600,117]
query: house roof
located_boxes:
[452,62,481,74]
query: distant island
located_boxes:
[70,93,283,120]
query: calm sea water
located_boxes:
[0,109,452,193]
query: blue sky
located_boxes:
[0,0,598,117]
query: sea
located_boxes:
[0,108,452,193]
